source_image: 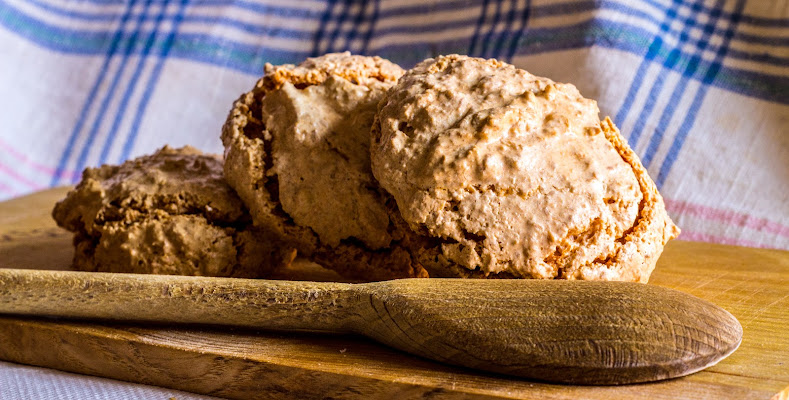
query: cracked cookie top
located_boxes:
[260,61,400,249]
[221,52,426,280]
[372,55,678,281]
[52,146,295,277]
[222,53,405,250]
[53,145,245,234]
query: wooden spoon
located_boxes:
[0,268,741,385]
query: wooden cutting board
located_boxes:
[0,187,787,400]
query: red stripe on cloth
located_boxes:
[665,199,789,238]
[0,138,78,177]
[678,231,768,248]
[0,163,44,189]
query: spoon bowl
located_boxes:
[0,269,742,384]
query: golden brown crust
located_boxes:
[587,117,681,282]
[393,118,679,282]
[221,53,426,281]
[262,52,403,91]
[224,53,677,282]
[371,55,678,282]
[53,146,295,277]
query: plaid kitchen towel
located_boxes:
[0,0,787,250]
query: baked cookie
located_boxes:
[221,52,427,280]
[371,55,679,282]
[52,146,295,277]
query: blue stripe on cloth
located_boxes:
[23,0,789,32]
[716,66,788,103]
[627,0,708,151]
[734,32,789,46]
[726,48,789,67]
[24,0,472,21]
[120,0,189,161]
[49,0,137,185]
[359,0,379,54]
[311,0,337,56]
[208,0,323,19]
[23,0,789,31]
[330,0,765,52]
[656,0,746,187]
[2,1,786,103]
[479,0,504,59]
[636,0,785,27]
[325,0,353,53]
[737,14,789,27]
[174,15,314,41]
[484,20,787,103]
[7,0,788,60]
[468,0,489,57]
[641,0,726,169]
[24,0,324,21]
[99,0,171,165]
[73,0,156,174]
[613,0,680,141]
[22,0,135,21]
[167,32,309,68]
[343,0,369,53]
[335,0,484,21]
[506,0,530,62]
[491,0,518,60]
[22,0,318,41]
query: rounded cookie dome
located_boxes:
[371,55,679,282]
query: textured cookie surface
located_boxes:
[221,52,427,281]
[372,55,679,282]
[53,146,294,277]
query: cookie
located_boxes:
[371,55,679,282]
[221,52,428,281]
[52,146,295,277]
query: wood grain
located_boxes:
[0,188,788,399]
[0,268,742,385]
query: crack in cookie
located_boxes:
[221,52,428,281]
[53,146,295,278]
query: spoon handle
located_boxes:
[0,269,362,332]
[0,268,743,385]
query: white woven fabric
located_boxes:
[0,361,221,399]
